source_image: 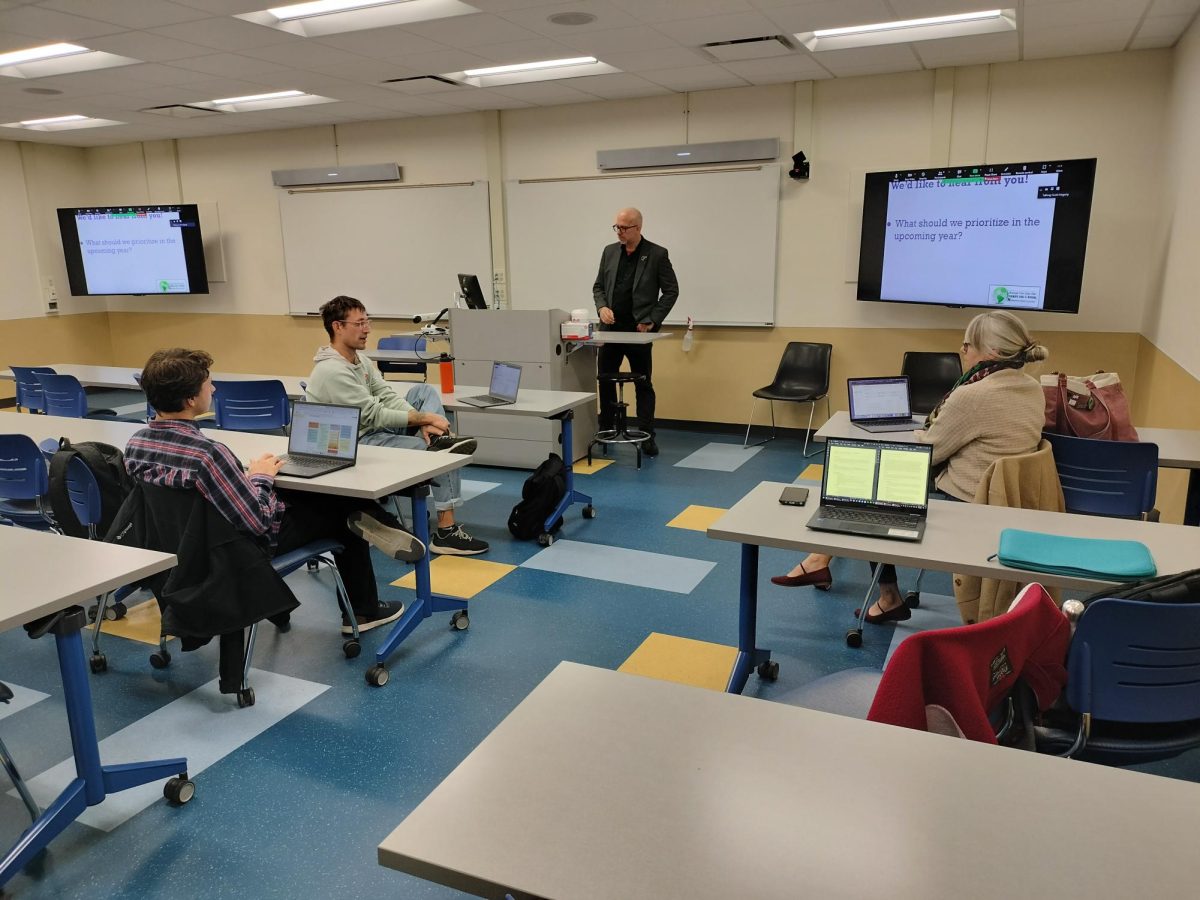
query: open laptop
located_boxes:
[847,376,920,433]
[459,362,521,408]
[277,401,360,478]
[806,437,933,542]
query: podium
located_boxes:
[450,309,597,468]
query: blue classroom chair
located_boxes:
[8,366,56,414]
[211,379,290,433]
[0,434,55,531]
[34,373,117,419]
[1043,431,1159,520]
[376,336,429,381]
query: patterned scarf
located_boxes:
[923,358,1025,429]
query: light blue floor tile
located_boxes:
[675,442,760,472]
[461,479,501,503]
[520,539,716,594]
[13,669,328,832]
[0,682,49,720]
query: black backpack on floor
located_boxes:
[508,453,566,540]
[47,438,133,539]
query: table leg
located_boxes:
[543,411,593,537]
[370,485,468,685]
[1185,469,1200,528]
[725,544,772,694]
[1,609,189,890]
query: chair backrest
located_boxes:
[1068,598,1200,723]
[211,380,290,432]
[376,337,429,377]
[65,455,102,537]
[133,371,155,421]
[9,366,56,413]
[0,434,50,500]
[1043,431,1158,518]
[35,372,89,418]
[900,351,962,415]
[771,342,831,397]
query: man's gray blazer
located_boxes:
[592,237,680,330]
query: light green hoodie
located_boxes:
[306,345,415,435]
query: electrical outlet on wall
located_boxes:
[45,276,59,314]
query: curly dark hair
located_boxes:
[140,348,213,413]
[320,295,366,339]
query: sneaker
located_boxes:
[347,510,425,562]
[642,437,660,457]
[343,599,405,634]
[426,434,478,455]
[431,524,489,555]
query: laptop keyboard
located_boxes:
[820,507,917,527]
[280,455,334,471]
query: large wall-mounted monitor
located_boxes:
[57,204,209,296]
[856,158,1096,314]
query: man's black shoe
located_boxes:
[642,437,659,457]
[343,600,405,634]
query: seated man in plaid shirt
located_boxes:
[124,347,418,633]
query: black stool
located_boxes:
[589,372,651,469]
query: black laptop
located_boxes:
[847,376,920,433]
[277,401,360,478]
[806,437,933,542]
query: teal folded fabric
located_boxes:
[997,529,1157,581]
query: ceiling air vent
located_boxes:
[140,104,222,118]
[702,35,794,62]
[382,75,460,86]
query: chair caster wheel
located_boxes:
[757,660,779,681]
[451,610,469,631]
[164,775,195,805]
[846,629,863,648]
[89,654,108,674]
[366,664,389,687]
[343,639,361,659]
[149,650,171,669]
[905,590,920,608]
[236,688,255,708]
[537,532,554,547]
[582,505,596,519]
[306,560,319,574]
[105,601,127,621]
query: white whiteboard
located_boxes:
[279,181,492,317]
[505,166,779,326]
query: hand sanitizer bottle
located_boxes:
[682,316,694,352]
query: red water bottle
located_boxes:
[439,354,455,394]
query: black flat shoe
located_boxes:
[771,566,833,590]
[854,600,912,624]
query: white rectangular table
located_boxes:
[0,529,182,890]
[816,410,1200,525]
[708,480,1200,691]
[379,661,1200,900]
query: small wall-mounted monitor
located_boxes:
[457,273,489,310]
[57,204,209,296]
[856,158,1096,314]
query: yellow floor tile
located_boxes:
[391,556,516,599]
[798,463,823,481]
[666,504,728,532]
[619,632,738,692]
[571,457,613,475]
[99,598,163,646]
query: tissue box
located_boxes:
[560,321,592,340]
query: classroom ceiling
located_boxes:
[0,0,1195,147]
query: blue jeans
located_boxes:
[360,383,461,512]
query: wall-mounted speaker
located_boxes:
[272,162,402,187]
[597,138,778,171]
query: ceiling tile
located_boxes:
[720,53,831,84]
[1023,21,1138,59]
[567,71,675,98]
[304,57,411,81]
[814,43,923,77]
[312,26,449,59]
[84,31,215,63]
[473,37,578,64]
[172,1,265,13]
[0,6,125,40]
[883,0,1009,19]
[25,66,163,95]
[1024,0,1147,30]
[1150,0,1200,14]
[1129,32,1179,48]
[497,1,643,36]
[911,31,1020,68]
[609,0,755,26]
[119,61,234,86]
[170,51,294,78]
[758,0,894,34]
[385,47,493,73]
[41,0,209,29]
[597,46,712,72]
[146,16,301,51]
[240,40,372,68]
[424,86,533,109]
[1135,13,1196,41]
[652,11,793,46]
[557,25,677,55]
[487,79,597,103]
[642,63,749,91]
[404,12,546,47]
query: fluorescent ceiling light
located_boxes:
[813,9,1004,39]
[19,114,87,125]
[463,56,597,78]
[211,89,305,104]
[0,42,89,67]
[267,0,403,21]
[2,115,124,132]
[797,8,1015,52]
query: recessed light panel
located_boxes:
[238,0,477,37]
[797,8,1015,52]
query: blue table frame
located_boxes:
[0,608,190,889]
[541,410,593,543]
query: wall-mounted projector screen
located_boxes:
[856,158,1096,314]
[57,204,209,296]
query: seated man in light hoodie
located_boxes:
[305,295,488,556]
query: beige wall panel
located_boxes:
[332,113,490,183]
[1132,335,1200,524]
[685,84,795,145]
[0,313,113,401]
[85,144,153,206]
[0,140,44,321]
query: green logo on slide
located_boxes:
[159,280,170,292]
[992,286,1009,305]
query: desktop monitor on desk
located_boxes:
[457,274,489,310]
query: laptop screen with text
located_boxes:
[847,377,911,421]
[489,362,521,402]
[821,438,932,511]
[288,401,359,460]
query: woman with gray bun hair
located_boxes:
[772,310,1049,624]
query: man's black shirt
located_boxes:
[610,239,641,331]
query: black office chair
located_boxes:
[901,351,962,416]
[744,342,831,458]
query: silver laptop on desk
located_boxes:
[459,362,521,408]
[277,401,360,478]
[847,377,920,433]
[807,437,933,542]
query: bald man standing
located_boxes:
[592,207,679,457]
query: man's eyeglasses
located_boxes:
[612,224,638,233]
[340,318,371,328]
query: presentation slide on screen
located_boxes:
[825,444,877,501]
[74,209,192,294]
[879,172,1060,309]
[292,405,357,459]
